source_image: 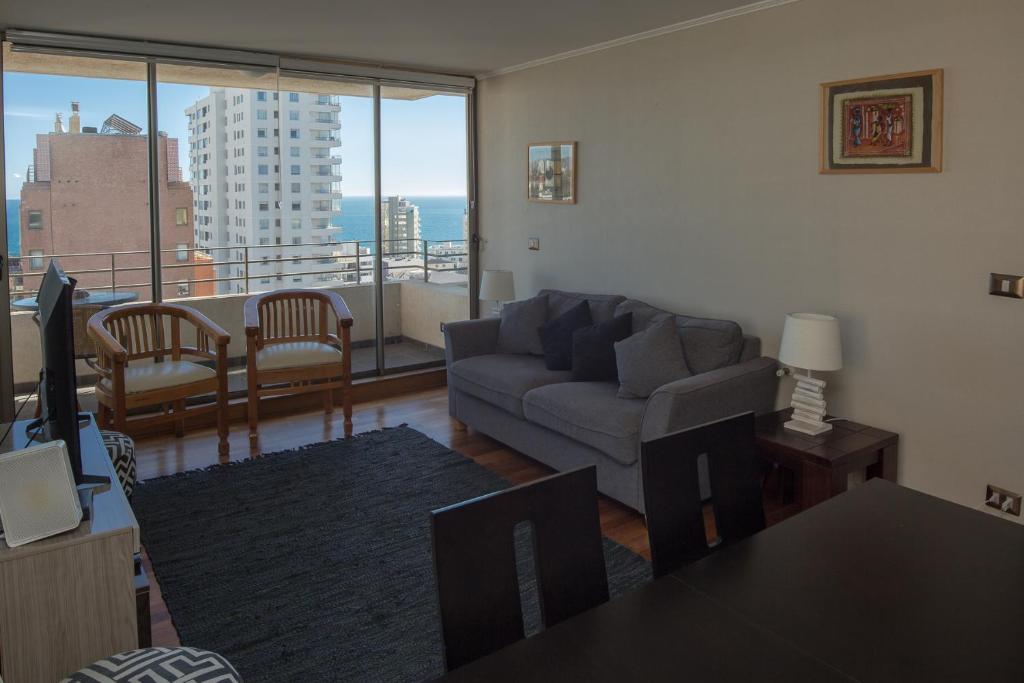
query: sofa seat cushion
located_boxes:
[100,360,216,395]
[256,341,343,371]
[450,354,571,418]
[522,382,645,466]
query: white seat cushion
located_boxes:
[256,341,343,371]
[100,360,217,395]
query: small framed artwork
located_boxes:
[528,141,576,203]
[820,69,943,174]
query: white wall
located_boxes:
[477,0,1024,510]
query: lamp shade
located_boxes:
[778,313,843,371]
[479,269,515,302]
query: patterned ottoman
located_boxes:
[62,647,241,682]
[99,429,137,498]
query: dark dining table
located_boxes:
[441,479,1024,682]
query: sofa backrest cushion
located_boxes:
[614,299,745,375]
[538,289,626,324]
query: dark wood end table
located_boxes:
[756,408,898,516]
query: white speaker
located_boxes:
[0,440,83,548]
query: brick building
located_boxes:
[19,110,197,301]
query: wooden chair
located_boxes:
[641,412,766,578]
[244,289,353,445]
[430,466,610,670]
[88,303,231,456]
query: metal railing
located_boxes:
[7,239,468,301]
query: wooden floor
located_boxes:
[135,386,654,647]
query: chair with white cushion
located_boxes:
[88,303,231,456]
[244,289,353,446]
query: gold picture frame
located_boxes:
[527,141,576,203]
[820,69,943,174]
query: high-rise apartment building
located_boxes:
[18,106,195,301]
[381,196,421,256]
[186,88,343,294]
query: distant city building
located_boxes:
[186,88,343,294]
[381,196,421,257]
[18,104,196,300]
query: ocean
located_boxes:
[3,196,466,257]
[330,196,467,245]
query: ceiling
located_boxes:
[0,0,760,77]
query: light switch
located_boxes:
[989,273,1024,299]
[528,237,540,251]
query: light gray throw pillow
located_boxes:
[496,295,548,355]
[614,317,692,398]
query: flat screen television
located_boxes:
[33,259,83,484]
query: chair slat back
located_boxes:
[641,412,766,578]
[431,466,609,670]
[257,292,327,345]
[100,305,183,362]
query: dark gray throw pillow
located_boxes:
[538,300,592,370]
[570,313,633,382]
[615,317,692,398]
[496,295,548,355]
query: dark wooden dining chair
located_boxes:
[641,412,766,578]
[430,466,610,671]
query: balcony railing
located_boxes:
[7,239,469,301]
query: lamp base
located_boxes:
[784,418,833,436]
[783,371,833,436]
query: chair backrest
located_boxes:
[94,303,215,363]
[99,305,175,361]
[430,466,610,670]
[641,412,766,578]
[251,290,331,346]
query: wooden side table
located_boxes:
[756,409,898,515]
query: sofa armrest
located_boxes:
[444,318,501,366]
[640,357,779,442]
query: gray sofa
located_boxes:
[444,290,779,513]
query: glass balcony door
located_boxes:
[379,85,470,372]
[3,44,150,411]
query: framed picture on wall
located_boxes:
[820,69,943,174]
[527,141,576,203]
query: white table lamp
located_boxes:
[778,313,843,436]
[479,270,515,315]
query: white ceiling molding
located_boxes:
[478,0,802,79]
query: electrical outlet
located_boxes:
[985,484,1021,516]
[988,273,1024,298]
[528,237,540,251]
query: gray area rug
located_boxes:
[133,426,651,682]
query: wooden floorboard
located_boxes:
[134,387,788,648]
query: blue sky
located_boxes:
[4,71,468,199]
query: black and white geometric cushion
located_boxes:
[62,647,242,682]
[99,429,137,499]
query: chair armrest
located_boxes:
[87,317,128,363]
[444,318,501,366]
[322,290,354,328]
[243,296,261,336]
[640,357,779,442]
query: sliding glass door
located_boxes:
[380,85,469,372]
[3,44,149,411]
[1,35,475,417]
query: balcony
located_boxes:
[8,241,470,395]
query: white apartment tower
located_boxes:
[186,88,342,294]
[382,195,421,257]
